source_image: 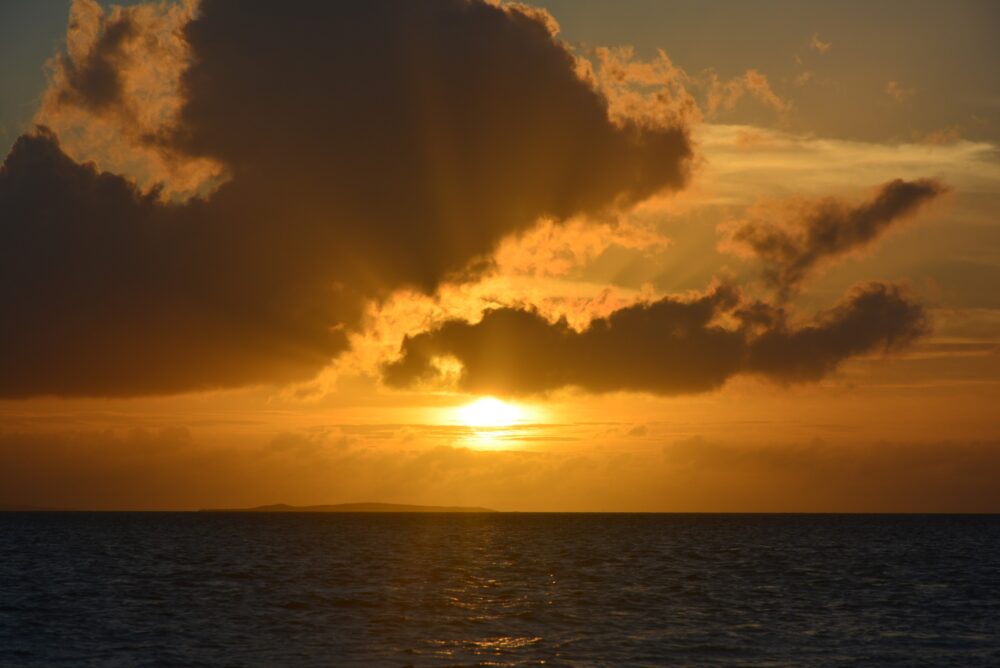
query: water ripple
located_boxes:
[0,513,998,666]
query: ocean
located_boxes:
[1,513,998,666]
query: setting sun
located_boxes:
[455,397,524,428]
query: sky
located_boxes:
[0,0,998,511]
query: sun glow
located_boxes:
[456,397,525,428]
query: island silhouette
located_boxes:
[202,503,497,513]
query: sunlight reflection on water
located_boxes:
[1,513,999,666]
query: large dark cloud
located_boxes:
[383,283,927,395]
[169,0,690,291]
[0,130,353,396]
[0,0,692,397]
[726,178,946,298]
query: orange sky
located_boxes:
[0,0,998,511]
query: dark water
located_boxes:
[1,514,998,666]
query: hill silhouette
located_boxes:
[203,502,497,513]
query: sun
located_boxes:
[456,397,524,428]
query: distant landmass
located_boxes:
[0,504,62,511]
[202,502,498,513]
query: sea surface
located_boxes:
[1,513,998,667]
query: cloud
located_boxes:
[697,124,999,198]
[886,80,915,102]
[382,282,927,395]
[584,47,790,124]
[919,126,962,146]
[2,426,996,511]
[493,216,671,279]
[0,130,353,397]
[587,46,702,127]
[705,69,791,116]
[0,0,693,398]
[35,0,219,197]
[54,0,134,112]
[810,32,832,54]
[743,282,928,381]
[721,178,947,298]
[793,71,813,87]
[661,436,1000,513]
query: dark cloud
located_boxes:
[0,0,692,397]
[169,0,690,291]
[385,285,745,394]
[383,282,927,395]
[725,178,946,298]
[745,283,928,381]
[0,130,352,397]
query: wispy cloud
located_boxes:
[810,32,832,54]
[721,179,947,298]
[886,80,915,102]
